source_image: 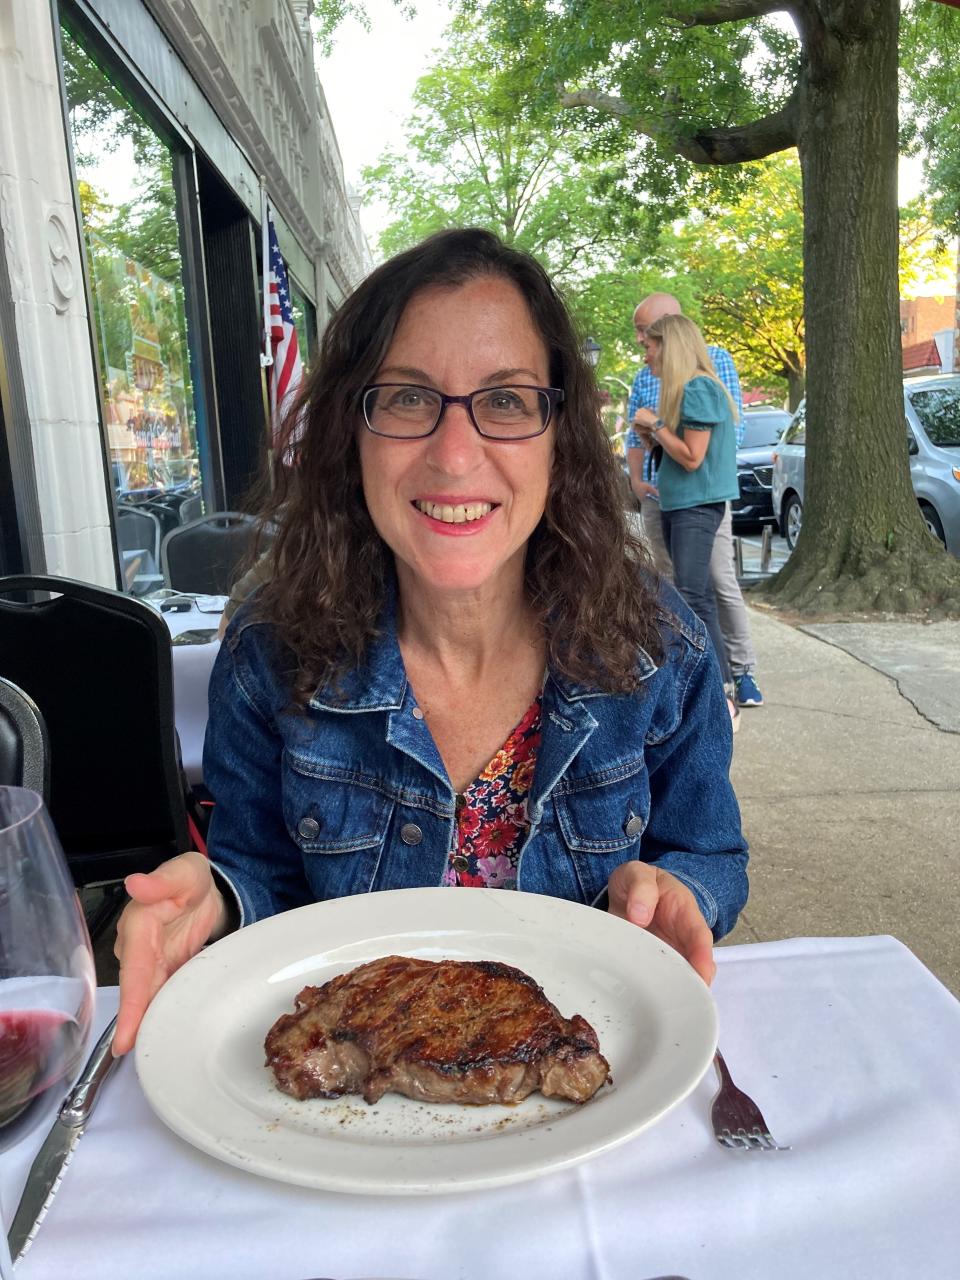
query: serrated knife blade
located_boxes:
[7,1015,120,1262]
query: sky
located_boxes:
[316,0,452,241]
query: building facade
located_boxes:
[899,295,955,352]
[0,0,368,587]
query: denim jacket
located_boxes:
[204,585,748,938]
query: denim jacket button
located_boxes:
[297,817,321,839]
[623,814,644,838]
[400,822,423,845]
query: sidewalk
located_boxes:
[724,607,960,997]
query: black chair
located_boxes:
[0,675,48,795]
[177,493,204,525]
[117,504,164,596]
[117,504,162,564]
[0,575,190,903]
[161,511,262,595]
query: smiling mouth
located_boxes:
[414,500,496,524]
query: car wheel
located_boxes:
[783,493,803,550]
[919,503,946,546]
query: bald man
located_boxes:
[626,293,764,709]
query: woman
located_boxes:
[631,314,740,714]
[113,230,747,1054]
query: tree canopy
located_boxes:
[362,15,652,277]
[901,0,960,235]
[320,0,960,615]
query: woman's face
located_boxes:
[358,276,555,599]
[645,335,663,377]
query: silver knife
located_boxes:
[7,1015,121,1262]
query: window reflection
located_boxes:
[910,388,960,449]
[61,24,202,583]
[288,284,315,370]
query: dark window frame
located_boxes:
[53,0,226,588]
[0,282,44,576]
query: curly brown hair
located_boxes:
[254,228,663,702]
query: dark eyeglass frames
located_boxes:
[361,383,564,441]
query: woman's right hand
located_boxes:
[112,851,227,1055]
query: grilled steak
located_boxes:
[264,954,611,1106]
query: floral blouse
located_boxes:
[441,695,542,890]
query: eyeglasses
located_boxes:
[361,383,563,441]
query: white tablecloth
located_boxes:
[162,602,221,784]
[4,935,959,1280]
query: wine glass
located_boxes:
[0,787,95,1277]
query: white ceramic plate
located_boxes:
[136,887,717,1195]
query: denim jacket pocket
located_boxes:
[282,754,395,855]
[554,765,650,853]
[552,765,650,903]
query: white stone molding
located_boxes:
[45,209,76,315]
[0,0,114,584]
[148,0,367,292]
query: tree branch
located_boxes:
[670,2,839,85]
[559,86,799,164]
[667,1,788,23]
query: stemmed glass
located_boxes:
[0,787,95,1277]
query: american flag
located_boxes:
[263,206,303,447]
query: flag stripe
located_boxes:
[262,204,304,449]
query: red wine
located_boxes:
[0,1008,82,1131]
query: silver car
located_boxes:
[732,408,792,530]
[772,373,960,554]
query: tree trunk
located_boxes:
[765,0,960,614]
[785,365,804,412]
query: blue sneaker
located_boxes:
[734,673,764,707]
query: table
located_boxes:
[162,602,222,784]
[4,935,959,1280]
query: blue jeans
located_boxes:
[661,503,731,685]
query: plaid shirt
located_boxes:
[626,345,744,484]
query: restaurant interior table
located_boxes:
[4,934,959,1280]
[160,599,223,784]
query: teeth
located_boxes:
[415,501,493,524]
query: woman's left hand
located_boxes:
[632,407,658,431]
[606,862,716,985]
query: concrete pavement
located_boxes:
[723,605,960,997]
[800,620,960,733]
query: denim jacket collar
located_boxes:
[308,586,660,713]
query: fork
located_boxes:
[711,1048,790,1150]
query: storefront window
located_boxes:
[289,284,316,369]
[61,22,202,588]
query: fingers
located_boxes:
[111,853,214,1056]
[606,862,716,984]
[113,906,166,1055]
[606,861,660,926]
[624,880,658,928]
[114,944,160,1054]
[124,851,210,909]
[652,895,716,985]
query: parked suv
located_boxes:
[772,374,960,555]
[732,408,792,530]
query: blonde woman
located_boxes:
[633,314,740,724]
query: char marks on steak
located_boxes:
[264,955,611,1106]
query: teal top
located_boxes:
[657,376,740,512]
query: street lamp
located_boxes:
[583,336,601,368]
